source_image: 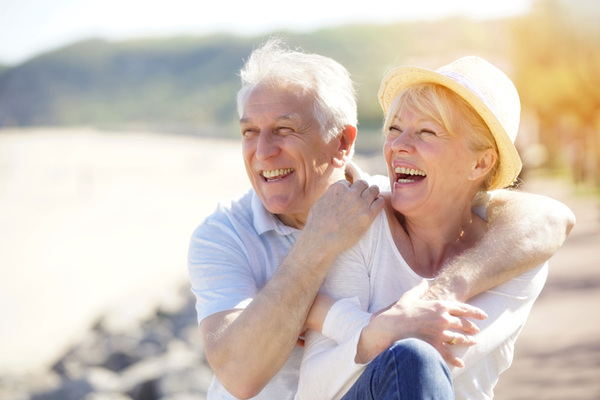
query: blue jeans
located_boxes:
[341,338,454,400]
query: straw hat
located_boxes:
[378,56,522,191]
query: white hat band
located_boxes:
[438,70,501,123]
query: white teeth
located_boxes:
[394,166,426,176]
[263,168,293,179]
[397,178,416,183]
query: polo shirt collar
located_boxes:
[251,190,300,236]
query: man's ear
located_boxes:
[332,125,357,168]
[468,149,496,181]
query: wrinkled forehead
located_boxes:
[240,83,316,123]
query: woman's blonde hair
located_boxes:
[383,83,500,192]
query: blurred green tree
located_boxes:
[511,0,600,185]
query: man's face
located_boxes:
[240,84,341,228]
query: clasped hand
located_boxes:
[357,280,487,368]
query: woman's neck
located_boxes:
[386,196,488,278]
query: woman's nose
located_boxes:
[255,131,281,160]
[390,131,414,153]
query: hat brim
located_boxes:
[378,65,522,191]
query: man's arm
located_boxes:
[425,189,575,302]
[199,180,384,399]
[356,190,574,366]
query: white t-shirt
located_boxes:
[296,209,548,400]
[188,163,388,400]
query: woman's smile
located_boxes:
[394,166,427,184]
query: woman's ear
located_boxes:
[332,125,357,168]
[468,149,496,181]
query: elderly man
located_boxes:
[188,39,574,400]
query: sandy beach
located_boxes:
[493,177,600,399]
[0,128,251,374]
[1,128,598,398]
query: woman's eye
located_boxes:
[388,125,402,135]
[420,129,436,136]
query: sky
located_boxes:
[0,0,533,66]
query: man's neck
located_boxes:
[275,167,350,230]
[276,212,308,230]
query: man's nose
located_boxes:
[255,131,280,160]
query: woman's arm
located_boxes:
[424,190,574,302]
[298,299,372,400]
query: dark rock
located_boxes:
[32,377,93,400]
[102,352,141,373]
[9,283,214,400]
[128,379,159,400]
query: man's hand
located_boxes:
[200,179,384,399]
[304,179,385,255]
[356,280,487,368]
[421,190,575,304]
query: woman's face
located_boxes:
[383,104,482,218]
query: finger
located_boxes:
[447,315,480,335]
[351,179,369,192]
[361,184,380,200]
[443,331,477,346]
[448,303,488,320]
[335,179,351,188]
[370,195,385,213]
[437,344,465,368]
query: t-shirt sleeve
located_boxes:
[188,216,257,325]
[323,297,372,344]
[297,299,371,400]
[296,212,385,400]
[449,261,549,378]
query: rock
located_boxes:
[84,367,122,392]
[156,364,213,398]
[127,379,159,400]
[102,352,141,373]
[6,283,214,400]
[83,393,134,400]
[31,377,93,400]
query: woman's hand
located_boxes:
[356,280,487,367]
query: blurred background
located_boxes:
[1,0,599,399]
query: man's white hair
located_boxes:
[236,38,358,143]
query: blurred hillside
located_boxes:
[1,0,599,181]
[0,19,509,145]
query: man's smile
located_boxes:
[261,168,295,181]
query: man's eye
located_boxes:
[278,127,293,132]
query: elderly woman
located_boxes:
[296,57,548,400]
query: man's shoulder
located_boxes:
[193,189,256,239]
